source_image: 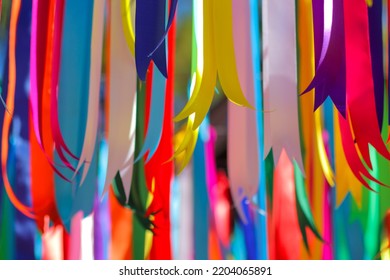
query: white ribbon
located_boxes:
[103,0,137,198]
[228,0,260,223]
[262,0,304,171]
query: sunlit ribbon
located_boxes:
[49,0,79,174]
[41,220,64,260]
[262,0,304,171]
[344,0,390,170]
[145,3,176,259]
[272,151,302,259]
[29,1,62,230]
[29,0,72,181]
[229,0,259,224]
[120,0,135,56]
[103,0,137,199]
[314,110,335,186]
[134,0,178,80]
[338,111,382,190]
[74,0,105,184]
[135,0,167,80]
[80,214,94,260]
[303,0,347,116]
[136,65,166,162]
[297,0,328,258]
[174,0,252,130]
[54,0,95,228]
[250,0,268,260]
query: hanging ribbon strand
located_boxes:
[1,0,35,218]
[120,0,135,56]
[103,0,137,199]
[174,0,252,131]
[302,0,347,116]
[74,0,105,184]
[343,0,390,169]
[228,0,260,223]
[29,0,73,182]
[262,0,304,171]
[135,0,168,80]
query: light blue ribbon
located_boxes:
[55,0,96,230]
[136,64,166,162]
[250,0,268,260]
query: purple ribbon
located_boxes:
[303,0,346,117]
[135,0,178,80]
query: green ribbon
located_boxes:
[294,164,323,253]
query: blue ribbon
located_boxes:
[193,120,210,260]
[93,138,110,259]
[333,195,365,259]
[136,64,166,162]
[135,0,179,80]
[135,0,167,80]
[231,221,247,260]
[12,0,37,259]
[55,0,96,230]
[250,0,268,260]
[240,198,257,260]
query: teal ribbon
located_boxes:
[193,120,210,259]
[55,0,95,230]
[136,65,166,162]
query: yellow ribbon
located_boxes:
[314,110,335,186]
[120,0,135,56]
[175,0,252,130]
[174,0,254,171]
[365,0,373,7]
[213,0,253,109]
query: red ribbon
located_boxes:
[271,151,302,259]
[144,1,176,260]
[343,0,390,169]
